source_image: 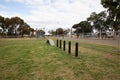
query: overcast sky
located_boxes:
[0,0,105,33]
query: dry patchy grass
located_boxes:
[0,38,120,80]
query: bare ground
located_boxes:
[79,38,118,47]
[56,37,119,47]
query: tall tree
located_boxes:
[101,0,120,30]
[0,16,5,35]
[0,15,34,38]
[72,21,92,38]
[48,30,56,36]
[5,18,12,36]
[18,23,31,37]
[63,29,70,36]
[36,29,45,38]
[87,11,107,39]
[56,28,64,36]
[10,17,24,36]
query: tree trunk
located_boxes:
[99,29,102,40]
[113,30,117,39]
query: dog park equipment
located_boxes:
[75,42,79,57]
[57,39,79,57]
[60,40,62,49]
[68,41,71,54]
[46,39,55,46]
[63,40,66,51]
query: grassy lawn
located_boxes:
[0,38,120,80]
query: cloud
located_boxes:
[2,0,105,32]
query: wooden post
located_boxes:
[57,39,58,47]
[68,41,71,54]
[75,42,79,57]
[63,40,66,51]
[60,40,62,49]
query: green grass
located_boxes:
[0,38,120,80]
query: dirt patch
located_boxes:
[80,38,118,47]
[55,37,118,47]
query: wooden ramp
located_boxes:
[46,39,55,46]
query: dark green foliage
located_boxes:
[101,0,120,30]
[72,21,92,37]
[49,28,70,36]
[0,15,34,37]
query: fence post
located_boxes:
[63,40,66,51]
[60,40,62,49]
[68,41,71,54]
[75,42,79,57]
[57,39,58,47]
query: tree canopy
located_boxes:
[48,28,70,36]
[0,15,34,37]
[101,0,120,30]
[72,21,92,34]
[71,0,120,39]
[87,11,107,32]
